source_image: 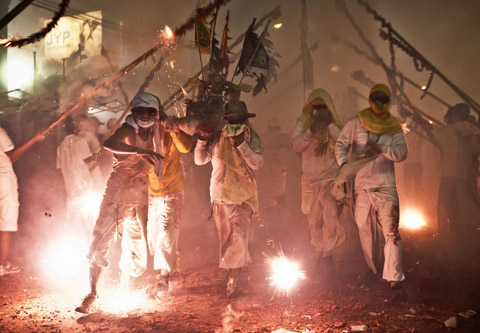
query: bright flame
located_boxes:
[429,120,433,124]
[7,54,34,91]
[162,25,174,41]
[42,237,89,284]
[273,23,282,29]
[267,256,305,295]
[104,289,148,313]
[421,85,427,90]
[400,209,427,230]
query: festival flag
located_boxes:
[219,11,231,75]
[235,19,257,75]
[300,0,315,90]
[194,9,212,54]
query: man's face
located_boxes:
[224,115,247,124]
[312,104,332,122]
[132,107,157,127]
[369,92,390,117]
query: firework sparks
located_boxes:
[161,25,175,42]
[103,288,148,313]
[267,255,305,296]
[41,236,89,285]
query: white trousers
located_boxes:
[147,191,184,272]
[213,201,253,269]
[355,187,405,282]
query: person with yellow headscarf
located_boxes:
[335,84,408,300]
[292,88,347,280]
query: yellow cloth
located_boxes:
[370,83,392,99]
[302,88,344,151]
[357,83,402,135]
[357,108,402,135]
[218,126,258,214]
[148,131,193,197]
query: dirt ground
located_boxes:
[1,153,480,332]
[1,215,480,332]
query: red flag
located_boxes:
[236,18,256,75]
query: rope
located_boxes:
[1,0,70,48]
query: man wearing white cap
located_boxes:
[76,92,162,313]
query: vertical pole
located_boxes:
[0,0,11,93]
[33,51,37,94]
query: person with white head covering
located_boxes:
[76,92,162,313]
[292,88,347,282]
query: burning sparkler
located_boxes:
[161,25,175,42]
[267,255,305,296]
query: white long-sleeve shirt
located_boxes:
[335,117,407,190]
[291,115,340,184]
[194,130,263,203]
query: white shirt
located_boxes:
[0,127,15,178]
[292,115,341,184]
[57,134,95,198]
[335,117,408,190]
[194,130,263,204]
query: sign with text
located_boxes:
[44,11,102,60]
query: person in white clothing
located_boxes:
[194,100,263,297]
[291,88,346,278]
[0,127,44,276]
[335,84,408,300]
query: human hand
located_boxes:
[310,118,331,133]
[197,123,215,140]
[364,142,382,158]
[137,149,163,165]
[230,131,245,147]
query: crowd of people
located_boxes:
[1,82,479,314]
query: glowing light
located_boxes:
[429,120,433,124]
[7,55,34,91]
[104,289,148,313]
[42,237,89,284]
[267,256,305,295]
[400,209,427,230]
[73,190,102,220]
[330,65,341,72]
[162,25,174,41]
[421,85,427,90]
[273,23,282,29]
[181,87,187,96]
